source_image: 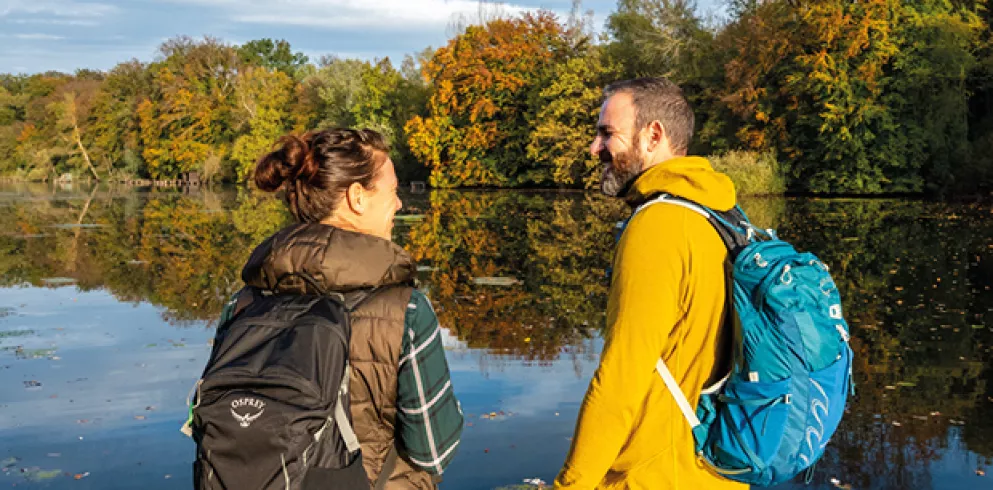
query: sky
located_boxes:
[0,0,725,75]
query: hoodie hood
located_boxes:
[241,223,416,295]
[624,156,737,211]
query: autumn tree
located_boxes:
[0,78,31,173]
[138,36,240,179]
[406,12,571,187]
[13,73,73,179]
[49,79,103,179]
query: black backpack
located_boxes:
[182,275,380,490]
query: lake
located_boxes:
[1,182,991,490]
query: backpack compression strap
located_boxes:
[315,364,361,453]
[334,366,361,453]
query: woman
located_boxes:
[244,128,463,488]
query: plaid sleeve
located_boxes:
[396,289,463,475]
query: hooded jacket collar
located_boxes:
[624,156,737,212]
[241,223,416,295]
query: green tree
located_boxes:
[527,44,616,188]
[600,0,732,154]
[350,58,429,181]
[237,39,309,77]
[718,0,984,193]
[606,0,714,80]
[88,60,153,178]
[309,56,369,129]
[230,66,295,181]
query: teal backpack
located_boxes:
[631,193,854,487]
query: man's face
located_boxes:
[591,92,645,197]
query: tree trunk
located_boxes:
[73,127,100,181]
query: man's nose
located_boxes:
[590,135,603,158]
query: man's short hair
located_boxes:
[604,77,695,155]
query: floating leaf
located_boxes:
[22,467,62,481]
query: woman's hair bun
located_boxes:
[253,134,317,191]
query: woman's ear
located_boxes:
[345,181,367,214]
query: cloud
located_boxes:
[0,36,162,73]
[166,0,536,30]
[10,33,66,40]
[7,17,100,26]
[0,0,117,18]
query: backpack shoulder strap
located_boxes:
[232,287,259,318]
[374,446,398,490]
[655,359,702,429]
[633,193,752,258]
[635,193,746,431]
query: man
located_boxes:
[554,78,748,489]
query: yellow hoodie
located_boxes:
[555,157,749,490]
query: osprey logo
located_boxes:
[230,397,265,428]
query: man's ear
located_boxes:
[345,182,366,214]
[646,120,667,153]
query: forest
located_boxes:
[1,0,991,195]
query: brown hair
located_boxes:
[254,128,389,223]
[604,77,695,155]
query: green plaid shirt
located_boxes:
[396,289,464,475]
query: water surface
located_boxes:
[1,183,991,489]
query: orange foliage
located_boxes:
[406,12,568,188]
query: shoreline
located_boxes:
[0,176,990,202]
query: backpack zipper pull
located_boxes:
[180,379,202,437]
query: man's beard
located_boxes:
[600,145,644,197]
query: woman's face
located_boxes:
[358,157,402,241]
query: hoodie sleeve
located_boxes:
[555,207,689,489]
[396,289,464,475]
